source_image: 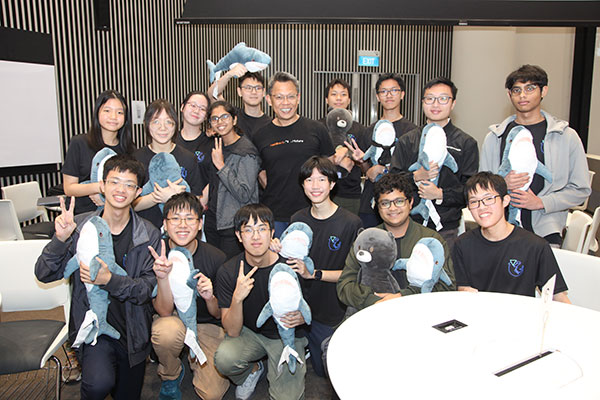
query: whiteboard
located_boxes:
[0,60,62,168]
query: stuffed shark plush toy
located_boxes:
[498,125,553,226]
[63,216,127,347]
[394,237,452,293]
[363,120,397,182]
[81,147,117,205]
[256,263,312,374]
[326,108,353,148]
[140,152,190,212]
[279,222,315,275]
[207,42,272,84]
[409,123,458,231]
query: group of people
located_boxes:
[34,63,590,400]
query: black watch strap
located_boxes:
[314,270,323,281]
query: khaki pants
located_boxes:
[151,316,229,400]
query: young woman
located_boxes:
[133,99,204,229]
[62,90,134,214]
[202,101,260,258]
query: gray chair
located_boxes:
[552,248,600,312]
[0,199,24,240]
[2,181,55,239]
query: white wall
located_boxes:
[588,29,600,156]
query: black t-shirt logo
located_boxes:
[508,259,524,277]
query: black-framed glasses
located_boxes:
[378,197,408,209]
[467,195,500,209]
[422,95,453,105]
[209,113,232,124]
[376,88,402,96]
[241,85,264,92]
[510,84,538,96]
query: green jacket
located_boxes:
[337,219,456,311]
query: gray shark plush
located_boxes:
[64,216,127,347]
[207,42,272,84]
[81,147,117,205]
[140,152,190,212]
[279,222,315,275]
[256,263,312,375]
[363,120,397,182]
[393,237,452,293]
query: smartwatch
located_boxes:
[313,270,323,281]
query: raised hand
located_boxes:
[194,272,214,300]
[211,137,225,170]
[287,258,311,279]
[228,63,248,79]
[55,196,77,242]
[232,261,258,303]
[344,138,365,162]
[148,239,173,280]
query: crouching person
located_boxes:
[150,192,229,400]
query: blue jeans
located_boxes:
[306,320,335,377]
[274,221,290,239]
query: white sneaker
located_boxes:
[235,360,266,400]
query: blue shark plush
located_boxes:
[279,222,315,275]
[256,263,312,374]
[498,125,552,226]
[81,147,117,205]
[207,42,272,84]
[140,152,190,212]
[394,237,452,293]
[63,216,127,347]
[363,120,397,182]
[409,123,458,231]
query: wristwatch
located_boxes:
[313,270,323,281]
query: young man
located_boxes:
[337,173,455,310]
[453,172,570,302]
[150,192,228,400]
[288,156,362,377]
[391,77,479,250]
[35,155,160,399]
[357,73,417,228]
[207,64,272,138]
[214,204,308,400]
[252,71,348,238]
[480,64,590,245]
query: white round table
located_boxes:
[328,291,600,399]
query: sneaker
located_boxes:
[235,360,266,400]
[159,362,185,400]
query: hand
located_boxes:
[510,189,544,210]
[211,137,225,170]
[151,178,186,204]
[232,261,258,303]
[418,181,443,201]
[280,310,305,328]
[80,257,112,285]
[227,63,248,79]
[269,237,282,253]
[89,193,105,207]
[344,138,365,162]
[287,258,312,279]
[366,165,386,182]
[55,196,77,242]
[206,126,216,137]
[413,162,439,182]
[148,240,172,280]
[194,271,214,300]
[504,171,530,191]
[458,286,479,293]
[333,146,349,165]
[374,292,402,304]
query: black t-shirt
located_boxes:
[133,145,203,228]
[235,106,272,139]
[62,134,123,215]
[291,207,362,326]
[106,216,134,349]
[175,132,215,175]
[452,226,568,296]
[252,117,335,221]
[216,253,306,340]
[359,118,417,214]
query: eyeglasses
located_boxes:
[422,95,453,105]
[104,179,138,191]
[150,119,176,129]
[166,216,200,225]
[271,94,298,103]
[467,195,500,209]
[510,84,539,96]
[241,85,264,92]
[186,102,207,112]
[377,88,403,96]
[210,113,232,124]
[240,225,270,236]
[378,197,408,209]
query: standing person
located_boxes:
[391,77,479,250]
[201,100,261,259]
[133,99,204,229]
[151,192,229,400]
[214,204,308,400]
[35,155,160,399]
[63,90,135,214]
[208,65,272,138]
[480,64,590,245]
[356,73,417,228]
[177,91,213,169]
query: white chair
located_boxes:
[552,248,600,312]
[571,170,595,212]
[561,210,592,253]
[2,181,55,239]
[0,199,24,240]
[0,239,70,399]
[582,206,600,254]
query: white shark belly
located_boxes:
[168,251,194,313]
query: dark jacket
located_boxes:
[35,209,160,367]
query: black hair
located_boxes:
[505,65,548,90]
[325,78,351,100]
[163,192,203,219]
[238,72,266,88]
[464,171,508,200]
[422,77,458,100]
[298,156,338,184]
[267,71,299,95]
[144,99,178,144]
[102,154,145,186]
[233,204,274,232]
[207,100,242,135]
[87,90,134,154]
[373,173,415,206]
[375,73,406,93]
